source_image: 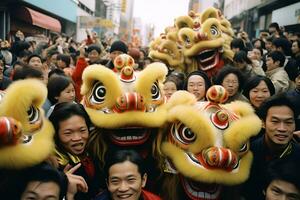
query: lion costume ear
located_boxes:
[0,79,54,169]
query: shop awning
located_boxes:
[15,6,61,32]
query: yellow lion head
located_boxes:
[149,7,234,78]
[156,85,261,200]
[0,80,54,169]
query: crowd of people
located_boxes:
[0,20,300,200]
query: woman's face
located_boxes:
[249,80,271,108]
[163,81,177,100]
[58,115,89,155]
[107,160,147,200]
[292,41,300,55]
[187,75,206,101]
[222,73,239,97]
[57,83,75,103]
[252,48,262,60]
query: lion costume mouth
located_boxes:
[195,49,220,71]
[180,176,222,200]
[109,128,150,146]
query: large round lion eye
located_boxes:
[90,82,106,104]
[239,143,248,153]
[27,106,40,124]
[173,122,196,144]
[210,25,219,36]
[151,81,161,100]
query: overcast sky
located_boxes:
[133,0,189,37]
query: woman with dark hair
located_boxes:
[49,102,105,200]
[95,149,161,200]
[47,75,76,117]
[184,70,211,102]
[214,66,248,103]
[243,75,275,110]
[233,51,265,78]
[163,75,181,100]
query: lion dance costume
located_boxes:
[149,7,234,78]
[0,79,54,169]
[155,85,262,199]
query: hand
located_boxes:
[79,42,86,57]
[64,163,88,200]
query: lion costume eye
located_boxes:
[27,106,40,124]
[90,82,106,104]
[173,122,196,145]
[210,25,219,36]
[238,143,249,156]
[151,81,161,100]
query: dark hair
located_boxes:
[47,75,74,104]
[164,75,180,90]
[56,54,71,67]
[27,54,42,63]
[252,38,265,49]
[214,66,245,92]
[272,38,292,56]
[233,50,252,64]
[87,44,102,54]
[243,75,275,100]
[265,36,274,43]
[269,22,280,32]
[264,159,300,191]
[12,65,43,81]
[48,68,66,78]
[49,102,92,150]
[183,70,211,92]
[267,51,285,67]
[257,93,298,121]
[104,150,146,180]
[16,162,68,200]
[253,47,264,57]
[17,49,31,58]
[231,38,245,51]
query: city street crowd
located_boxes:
[0,20,300,200]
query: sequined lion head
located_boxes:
[156,85,261,200]
[0,79,54,169]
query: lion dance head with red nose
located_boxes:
[0,80,54,169]
[155,85,262,200]
[149,7,234,78]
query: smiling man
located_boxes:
[241,93,300,200]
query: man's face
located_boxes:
[107,161,147,200]
[21,181,60,200]
[265,179,300,200]
[264,106,295,148]
[266,57,279,71]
